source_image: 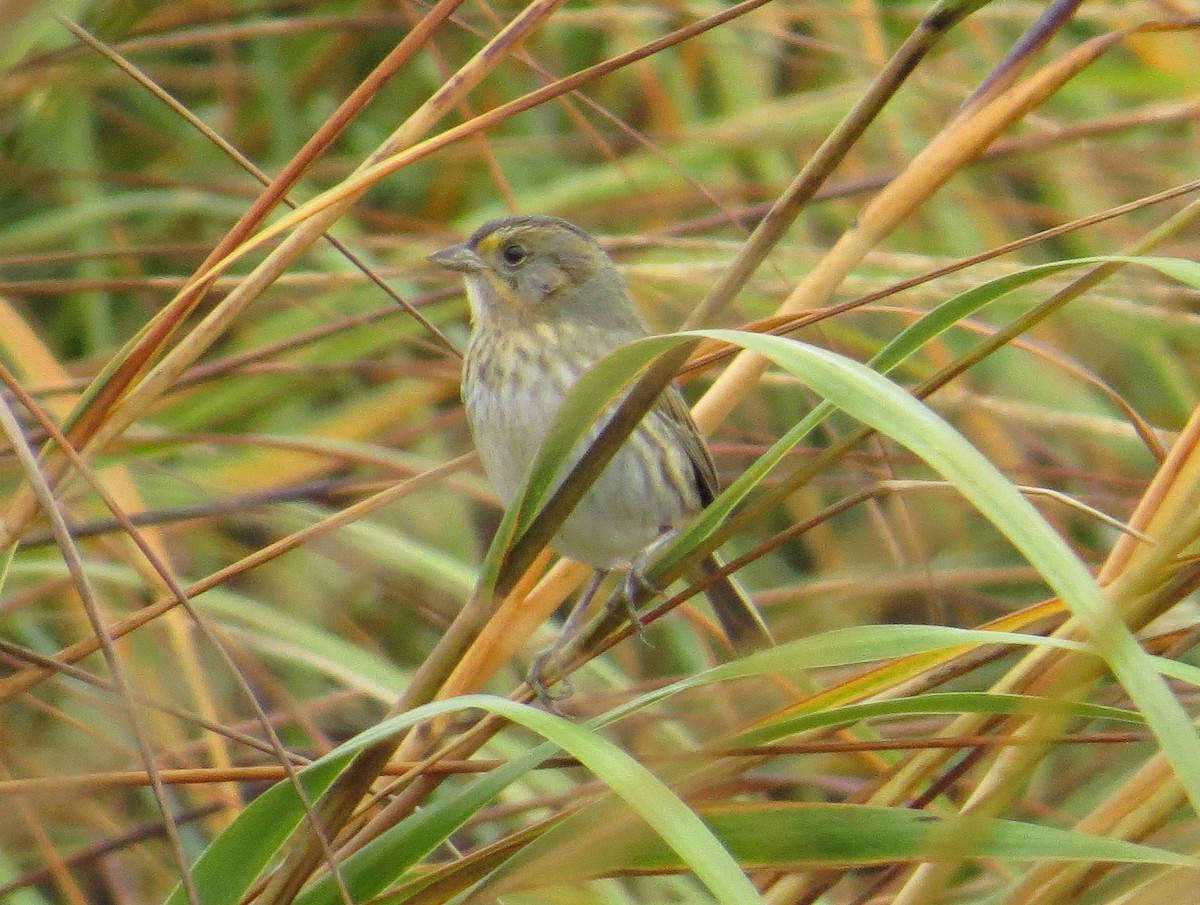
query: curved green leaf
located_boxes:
[691,327,1200,814]
[568,802,1196,872]
[167,695,760,905]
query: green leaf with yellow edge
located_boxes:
[734,692,1142,747]
[521,802,1196,879]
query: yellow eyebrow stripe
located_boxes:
[475,233,502,253]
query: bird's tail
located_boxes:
[694,553,773,653]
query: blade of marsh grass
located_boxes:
[162,754,353,905]
[574,622,1200,740]
[168,695,760,905]
[598,624,1094,726]
[695,328,1200,814]
[348,801,1197,904]
[504,802,1194,883]
[0,191,249,255]
[734,693,1142,749]
[658,255,1200,586]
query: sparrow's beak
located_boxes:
[427,243,486,273]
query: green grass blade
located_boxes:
[735,692,1142,747]
[586,803,1197,871]
[693,328,1200,814]
[168,695,759,905]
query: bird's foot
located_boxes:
[614,566,663,645]
[527,646,574,712]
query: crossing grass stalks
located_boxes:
[0,3,1197,904]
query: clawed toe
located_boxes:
[615,568,662,645]
[527,648,574,710]
[524,562,667,708]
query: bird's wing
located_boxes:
[656,385,721,505]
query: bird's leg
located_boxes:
[555,567,609,653]
[611,531,676,644]
[615,567,659,644]
[527,568,608,706]
[526,653,572,710]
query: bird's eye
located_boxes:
[501,242,527,266]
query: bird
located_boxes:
[429,214,773,656]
